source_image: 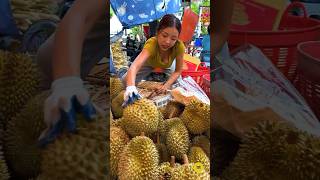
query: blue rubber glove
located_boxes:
[122,86,142,107]
[38,76,96,147]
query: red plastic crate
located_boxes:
[201,74,210,97]
[228,2,320,82]
[295,41,320,121]
[181,63,210,95]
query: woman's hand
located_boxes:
[155,83,170,94]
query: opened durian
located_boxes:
[122,98,160,137]
[4,91,49,179]
[171,155,210,180]
[39,116,108,180]
[118,134,159,180]
[110,126,129,178]
[163,101,185,119]
[192,135,210,157]
[188,146,210,173]
[110,77,124,100]
[166,120,189,160]
[111,90,125,119]
[222,120,320,180]
[0,145,9,180]
[180,99,210,134]
[0,50,39,129]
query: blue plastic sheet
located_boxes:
[0,0,20,36]
[110,0,181,28]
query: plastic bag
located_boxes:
[213,44,320,138]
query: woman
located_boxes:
[121,14,185,104]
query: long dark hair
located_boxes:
[157,14,181,34]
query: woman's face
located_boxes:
[157,27,179,52]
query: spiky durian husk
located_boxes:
[0,50,39,129]
[163,101,185,119]
[0,145,9,180]
[4,91,49,179]
[158,162,181,179]
[192,135,210,157]
[166,121,190,160]
[110,77,124,100]
[222,121,320,180]
[110,126,129,178]
[111,90,125,119]
[158,118,182,140]
[180,99,210,134]
[213,128,240,176]
[171,163,210,180]
[118,135,159,180]
[39,116,108,180]
[188,147,210,173]
[122,98,160,137]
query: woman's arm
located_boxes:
[164,53,183,88]
[52,0,104,80]
[213,0,234,57]
[125,49,150,86]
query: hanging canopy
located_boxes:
[110,0,181,28]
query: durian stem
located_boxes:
[157,133,160,144]
[168,110,175,119]
[141,132,145,136]
[182,154,189,165]
[170,156,175,168]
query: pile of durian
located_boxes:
[111,41,128,71]
[10,0,60,31]
[0,50,107,179]
[110,76,211,179]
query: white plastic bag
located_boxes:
[213,45,320,137]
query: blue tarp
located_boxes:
[0,0,20,36]
[110,0,181,28]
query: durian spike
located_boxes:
[141,132,145,136]
[182,154,189,165]
[170,156,176,168]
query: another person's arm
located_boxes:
[52,0,104,80]
[213,0,234,57]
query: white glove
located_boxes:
[38,76,96,146]
[123,85,142,103]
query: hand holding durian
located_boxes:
[38,76,97,147]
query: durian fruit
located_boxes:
[188,146,210,173]
[0,50,39,129]
[222,121,320,180]
[122,98,160,137]
[180,99,210,134]
[111,41,128,70]
[111,90,125,119]
[166,120,189,160]
[192,135,210,157]
[110,77,124,100]
[159,156,180,180]
[213,128,240,176]
[4,91,49,179]
[158,117,182,140]
[39,116,108,180]
[171,154,210,180]
[118,133,160,180]
[110,126,129,179]
[0,145,9,180]
[111,117,124,129]
[163,101,185,119]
